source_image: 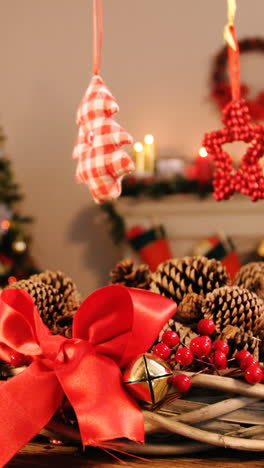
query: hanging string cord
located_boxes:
[93,0,103,75]
[224,0,237,50]
[223,0,240,100]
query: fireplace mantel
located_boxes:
[115,195,264,260]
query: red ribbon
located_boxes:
[0,285,176,466]
[227,25,241,101]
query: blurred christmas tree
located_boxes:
[0,126,38,286]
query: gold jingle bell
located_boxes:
[123,353,172,405]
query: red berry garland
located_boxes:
[162,330,180,347]
[210,351,227,370]
[244,364,263,384]
[150,317,263,403]
[212,340,229,355]
[175,348,194,366]
[197,318,215,336]
[189,336,212,358]
[153,343,172,359]
[170,374,192,393]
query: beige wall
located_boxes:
[0,0,263,296]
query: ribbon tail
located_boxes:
[0,362,63,467]
[227,26,240,101]
[56,351,144,447]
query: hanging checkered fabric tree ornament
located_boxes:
[72,0,134,203]
[202,0,264,202]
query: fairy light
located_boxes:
[199,147,208,158]
[12,240,27,253]
[1,219,10,231]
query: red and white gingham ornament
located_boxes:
[73,75,134,203]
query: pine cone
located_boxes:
[6,271,81,337]
[30,270,81,314]
[176,292,203,325]
[149,256,229,305]
[202,286,264,358]
[234,262,264,301]
[110,259,151,289]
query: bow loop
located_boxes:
[73,285,133,364]
[0,290,46,359]
[0,285,177,467]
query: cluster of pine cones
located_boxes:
[0,257,264,366]
[110,257,264,360]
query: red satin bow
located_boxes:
[0,285,176,466]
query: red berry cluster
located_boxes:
[202,99,264,202]
[153,318,263,394]
[235,350,263,384]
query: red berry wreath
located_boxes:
[211,37,264,121]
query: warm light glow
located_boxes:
[134,142,143,152]
[199,147,208,158]
[13,240,27,253]
[8,276,17,284]
[144,134,154,145]
[1,220,10,230]
[258,240,264,257]
[49,439,64,445]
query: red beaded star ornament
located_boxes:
[202,25,264,201]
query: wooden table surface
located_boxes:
[7,441,264,468]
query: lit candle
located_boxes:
[133,142,145,174]
[144,134,155,174]
[196,147,212,185]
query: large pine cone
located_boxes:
[202,286,264,358]
[149,256,229,306]
[234,262,264,301]
[30,270,81,314]
[110,259,151,289]
[6,271,81,337]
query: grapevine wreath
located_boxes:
[211,37,264,121]
[0,258,264,464]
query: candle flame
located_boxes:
[199,147,208,158]
[134,142,143,152]
[144,134,154,145]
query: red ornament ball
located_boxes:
[153,343,172,359]
[210,351,227,370]
[190,336,212,357]
[171,374,192,393]
[197,319,215,336]
[162,330,180,347]
[244,364,263,384]
[212,340,229,356]
[175,347,194,366]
